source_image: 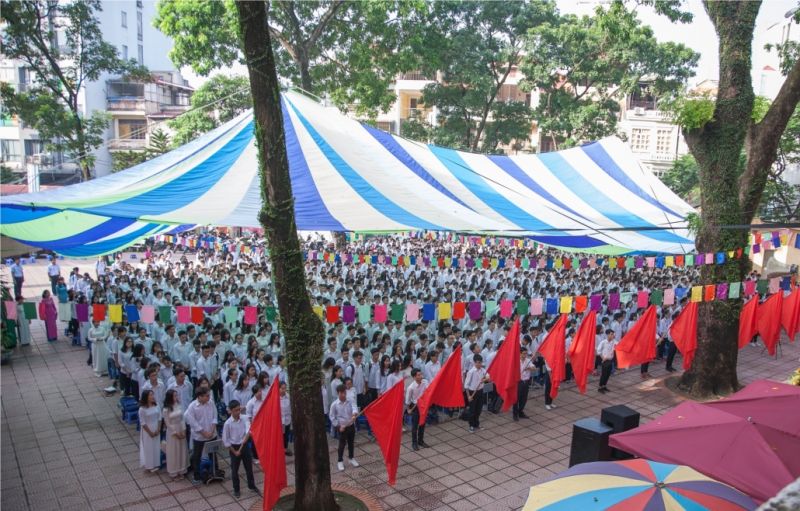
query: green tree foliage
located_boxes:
[0,0,148,180]
[155,0,420,117]
[402,1,555,153]
[0,165,16,184]
[168,75,251,146]
[521,0,698,149]
[759,105,800,222]
[661,154,700,200]
[110,128,172,172]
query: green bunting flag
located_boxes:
[158,306,171,324]
[22,302,37,320]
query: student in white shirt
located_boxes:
[184,388,218,484]
[221,400,261,498]
[513,348,534,421]
[424,350,441,382]
[328,384,359,471]
[279,382,293,456]
[405,368,430,450]
[464,354,488,432]
[597,329,617,393]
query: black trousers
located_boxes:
[640,362,650,374]
[49,275,59,295]
[13,276,23,299]
[513,380,529,416]
[468,389,483,428]
[283,425,292,449]
[410,408,425,446]
[544,373,554,405]
[367,388,378,406]
[337,424,355,461]
[665,341,678,370]
[599,360,613,388]
[229,442,256,492]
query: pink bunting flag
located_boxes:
[637,291,649,308]
[176,306,191,324]
[646,257,655,268]
[744,280,756,296]
[374,304,387,323]
[140,305,155,324]
[530,298,543,316]
[500,299,513,318]
[663,288,675,306]
[244,306,258,325]
[405,303,420,322]
[5,301,17,320]
[769,277,781,294]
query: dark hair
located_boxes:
[228,399,241,410]
[163,389,178,411]
[140,389,154,407]
[195,386,210,397]
[411,368,420,377]
[473,354,483,363]
[236,373,248,391]
[336,384,346,394]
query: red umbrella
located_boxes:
[609,400,799,502]
[705,379,800,437]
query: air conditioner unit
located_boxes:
[633,107,645,116]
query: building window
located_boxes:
[655,129,673,154]
[0,139,21,162]
[24,139,44,156]
[138,44,144,65]
[121,45,128,60]
[121,11,127,27]
[118,119,147,140]
[630,128,650,153]
[137,11,143,41]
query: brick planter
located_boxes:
[249,484,383,511]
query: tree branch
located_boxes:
[739,57,800,221]
[307,0,344,49]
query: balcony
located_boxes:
[108,138,147,150]
[107,97,146,111]
[398,72,432,81]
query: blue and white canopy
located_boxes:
[0,91,695,257]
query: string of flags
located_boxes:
[6,276,794,326]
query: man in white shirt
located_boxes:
[9,257,24,299]
[222,400,261,498]
[184,388,218,484]
[597,329,617,393]
[168,368,193,412]
[513,348,533,421]
[346,351,367,410]
[47,259,61,295]
[328,384,359,471]
[405,368,430,451]
[464,354,488,432]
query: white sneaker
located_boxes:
[349,458,359,467]
[545,405,552,410]
[337,461,344,471]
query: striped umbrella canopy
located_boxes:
[0,91,695,257]
[523,459,756,511]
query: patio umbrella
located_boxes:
[704,379,800,437]
[522,459,756,511]
[609,400,799,502]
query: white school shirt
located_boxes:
[222,416,249,447]
[223,380,236,406]
[346,363,366,394]
[245,395,264,420]
[328,398,355,428]
[168,381,193,411]
[597,339,617,361]
[464,367,486,392]
[424,360,440,382]
[383,372,403,394]
[280,394,291,426]
[405,379,428,406]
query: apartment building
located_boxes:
[0,0,190,184]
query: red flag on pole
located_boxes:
[757,292,783,356]
[249,380,287,511]
[487,317,520,412]
[537,314,567,400]
[363,380,404,485]
[780,289,800,341]
[615,305,657,369]
[738,293,759,349]
[568,311,597,394]
[417,344,465,425]
[670,302,698,370]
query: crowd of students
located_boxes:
[6,231,765,490]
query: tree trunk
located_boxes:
[234,2,338,510]
[73,115,92,181]
[678,1,761,398]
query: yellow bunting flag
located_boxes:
[438,302,452,320]
[559,296,573,313]
[665,256,674,267]
[690,286,703,303]
[109,304,122,323]
[312,305,324,319]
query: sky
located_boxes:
[183,1,799,98]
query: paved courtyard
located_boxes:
[2,259,799,511]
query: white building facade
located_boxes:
[0,0,190,183]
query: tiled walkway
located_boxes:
[3,260,798,511]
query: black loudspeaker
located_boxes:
[601,405,640,459]
[569,418,613,467]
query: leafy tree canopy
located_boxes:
[168,75,251,146]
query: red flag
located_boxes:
[191,306,205,324]
[250,380,287,511]
[670,302,698,370]
[615,305,657,369]
[568,311,597,394]
[757,292,783,355]
[738,294,759,349]
[487,317,520,412]
[417,344,465,425]
[537,314,567,400]
[363,380,404,485]
[780,289,800,341]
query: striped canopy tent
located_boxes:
[0,91,696,257]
